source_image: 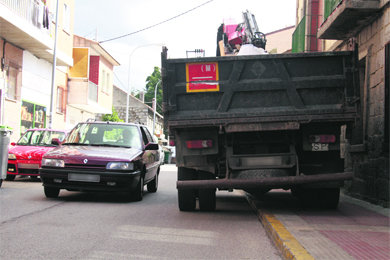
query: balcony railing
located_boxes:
[0,0,51,32]
[324,0,342,21]
[318,0,380,39]
[88,82,98,103]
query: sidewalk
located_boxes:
[246,190,390,260]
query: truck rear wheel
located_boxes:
[178,167,196,211]
[198,171,216,211]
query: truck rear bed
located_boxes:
[162,49,358,130]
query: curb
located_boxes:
[246,195,314,260]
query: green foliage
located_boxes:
[143,66,162,115]
[102,107,124,122]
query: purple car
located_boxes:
[40,121,160,201]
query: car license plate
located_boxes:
[311,143,329,151]
[68,173,100,182]
[18,163,39,169]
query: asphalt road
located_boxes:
[0,164,281,260]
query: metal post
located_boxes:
[48,0,59,129]
[152,80,161,135]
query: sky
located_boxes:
[74,0,296,94]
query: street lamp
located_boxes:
[48,0,59,129]
[152,79,161,136]
[126,43,164,123]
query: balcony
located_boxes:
[0,0,72,66]
[67,79,111,114]
[318,0,381,39]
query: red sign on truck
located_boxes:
[186,62,219,92]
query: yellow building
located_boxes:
[67,35,120,127]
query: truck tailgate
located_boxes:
[162,50,358,129]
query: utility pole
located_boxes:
[48,0,59,129]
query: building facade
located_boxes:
[293,0,389,206]
[265,25,295,53]
[0,0,74,141]
[67,35,119,128]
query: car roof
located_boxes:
[80,121,144,127]
[26,128,67,133]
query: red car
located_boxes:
[7,129,67,180]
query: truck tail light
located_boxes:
[309,135,336,143]
[186,139,213,149]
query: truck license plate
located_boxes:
[311,143,329,151]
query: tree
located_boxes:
[138,66,163,115]
[102,107,123,122]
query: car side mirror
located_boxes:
[51,138,61,146]
[10,142,16,146]
[145,143,159,151]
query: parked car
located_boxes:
[7,129,67,180]
[40,121,160,201]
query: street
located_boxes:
[0,164,281,260]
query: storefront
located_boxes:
[20,100,46,133]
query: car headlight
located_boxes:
[106,162,134,170]
[8,153,16,160]
[42,158,65,167]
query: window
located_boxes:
[56,87,65,113]
[20,101,46,134]
[101,71,110,93]
[6,66,18,100]
[101,70,106,92]
[62,3,70,32]
[106,73,110,93]
[140,127,150,146]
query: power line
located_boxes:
[99,0,214,43]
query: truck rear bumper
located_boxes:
[176,172,353,190]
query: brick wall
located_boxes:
[342,4,389,207]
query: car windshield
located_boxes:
[17,130,66,146]
[63,123,142,149]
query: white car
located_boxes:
[153,136,164,165]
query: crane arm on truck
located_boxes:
[217,10,267,56]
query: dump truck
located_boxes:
[161,46,359,211]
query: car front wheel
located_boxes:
[44,186,60,198]
[131,176,144,201]
[6,174,15,181]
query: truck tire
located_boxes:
[198,171,216,211]
[178,167,196,211]
[318,188,340,209]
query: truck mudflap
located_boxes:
[176,171,353,190]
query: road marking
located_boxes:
[113,225,217,246]
[84,251,170,259]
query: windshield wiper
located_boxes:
[89,144,132,148]
[62,143,90,146]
